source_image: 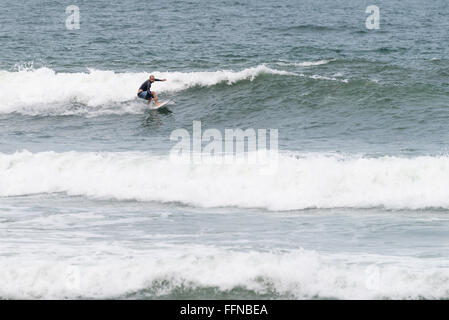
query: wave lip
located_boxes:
[3,150,449,211]
[0,65,293,115]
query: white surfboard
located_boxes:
[150,100,172,110]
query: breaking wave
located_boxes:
[0,65,293,115]
[2,150,449,210]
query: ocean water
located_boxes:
[1,0,449,299]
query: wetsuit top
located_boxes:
[139,79,163,93]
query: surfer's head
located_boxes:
[149,75,155,82]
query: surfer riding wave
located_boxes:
[137,75,167,106]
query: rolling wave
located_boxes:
[3,150,449,210]
[0,65,293,115]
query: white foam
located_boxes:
[0,65,293,115]
[0,245,447,299]
[308,74,348,83]
[277,59,333,67]
[3,150,449,210]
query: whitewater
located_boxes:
[0,63,355,115]
[1,244,448,299]
[2,150,449,210]
[0,65,294,114]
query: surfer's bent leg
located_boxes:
[147,91,154,104]
[152,91,159,105]
[138,91,154,105]
[137,91,146,100]
[138,91,150,99]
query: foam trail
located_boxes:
[0,65,293,114]
[3,151,449,210]
[308,74,348,83]
[277,60,333,67]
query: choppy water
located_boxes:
[1,0,449,299]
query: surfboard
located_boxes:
[150,100,172,110]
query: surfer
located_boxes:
[137,75,167,106]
